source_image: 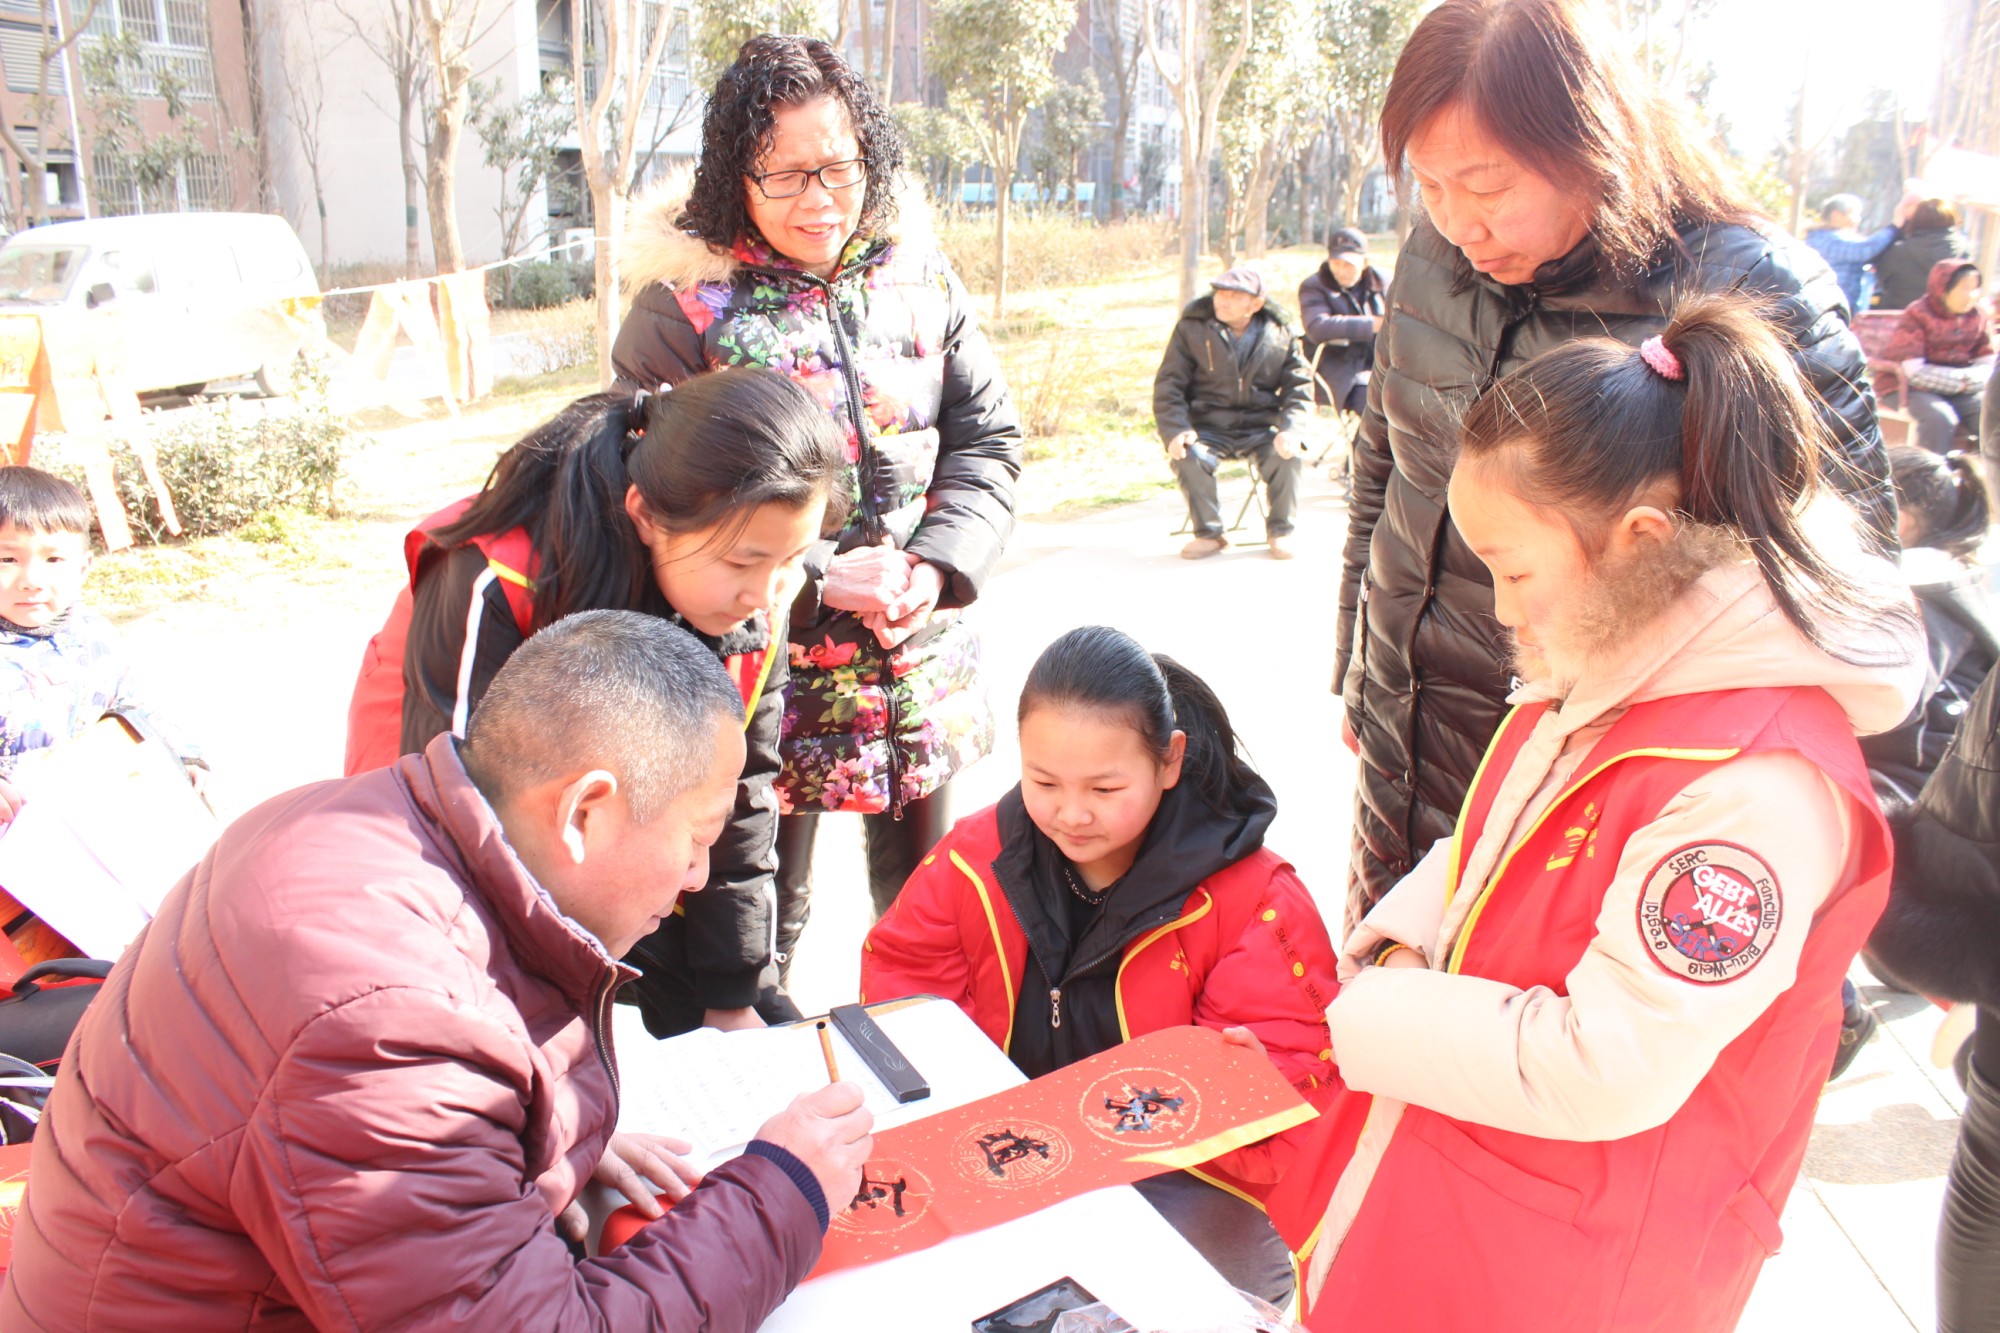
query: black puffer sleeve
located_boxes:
[680,623,788,1007]
[1722,226,1899,546]
[902,266,1022,610]
[1333,323,1396,699]
[611,283,708,392]
[1868,664,2000,1009]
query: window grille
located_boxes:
[0,20,47,93]
[182,150,227,209]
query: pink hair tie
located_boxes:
[1639,335,1684,382]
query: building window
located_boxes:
[92,149,226,215]
[0,19,51,94]
[73,0,213,100]
[181,150,228,209]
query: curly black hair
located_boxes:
[678,35,905,251]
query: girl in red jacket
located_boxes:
[861,625,1340,1306]
[345,368,850,1040]
[1269,296,1926,1332]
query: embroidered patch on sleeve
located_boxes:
[1635,841,1782,984]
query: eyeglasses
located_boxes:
[749,159,867,199]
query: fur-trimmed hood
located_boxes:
[621,166,939,295]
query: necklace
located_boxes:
[1062,863,1109,907]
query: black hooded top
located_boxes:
[992,773,1279,1079]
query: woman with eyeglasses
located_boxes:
[615,35,1021,983]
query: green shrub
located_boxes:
[489,260,594,310]
[40,360,352,545]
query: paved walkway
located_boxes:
[127,459,1959,1330]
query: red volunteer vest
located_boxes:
[860,807,1338,1204]
[1272,686,1890,1333]
[342,499,771,776]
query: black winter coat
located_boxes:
[1867,657,2000,1011]
[1863,557,2000,808]
[1152,295,1313,449]
[1336,214,1895,927]
[1874,225,1972,312]
[1298,261,1386,410]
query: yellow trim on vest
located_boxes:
[951,850,1016,1053]
[1446,744,1741,974]
[486,557,533,590]
[1114,891,1216,1041]
[1445,704,1525,905]
[1126,1102,1318,1172]
[741,646,778,731]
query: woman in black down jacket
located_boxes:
[1334,0,1895,928]
[1873,198,1973,313]
[1868,660,2000,1332]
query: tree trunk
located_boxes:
[592,178,624,385]
[426,56,470,274]
[856,0,873,92]
[1295,138,1313,245]
[1244,137,1279,258]
[879,0,898,101]
[1107,111,1129,221]
[427,116,465,273]
[1218,168,1239,269]
[994,160,1012,319]
[1176,125,1200,306]
[400,89,423,278]
[1341,153,1370,229]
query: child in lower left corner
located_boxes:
[0,466,204,825]
[859,624,1341,1310]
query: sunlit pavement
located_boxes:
[124,455,1960,1329]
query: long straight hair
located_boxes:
[1018,626,1261,815]
[1458,293,1918,663]
[432,368,851,629]
[1379,0,1756,276]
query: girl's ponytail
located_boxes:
[1459,291,1917,663]
[430,392,648,627]
[428,368,850,629]
[1152,653,1261,814]
[1019,627,1261,814]
[1657,296,1876,646]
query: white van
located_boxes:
[0,212,321,397]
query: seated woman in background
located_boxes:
[861,625,1339,1308]
[344,368,849,1040]
[1268,296,1925,1333]
[1885,259,1992,455]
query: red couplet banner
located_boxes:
[812,1024,1316,1277]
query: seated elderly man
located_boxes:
[1153,266,1315,561]
[0,611,872,1330]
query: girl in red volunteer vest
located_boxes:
[861,625,1340,1307]
[1267,295,1927,1333]
[344,368,849,1040]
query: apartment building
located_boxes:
[0,0,258,230]
[257,0,700,275]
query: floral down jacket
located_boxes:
[613,176,1021,816]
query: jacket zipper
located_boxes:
[592,973,621,1116]
[801,265,907,817]
[1045,928,1161,1051]
[805,272,882,543]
